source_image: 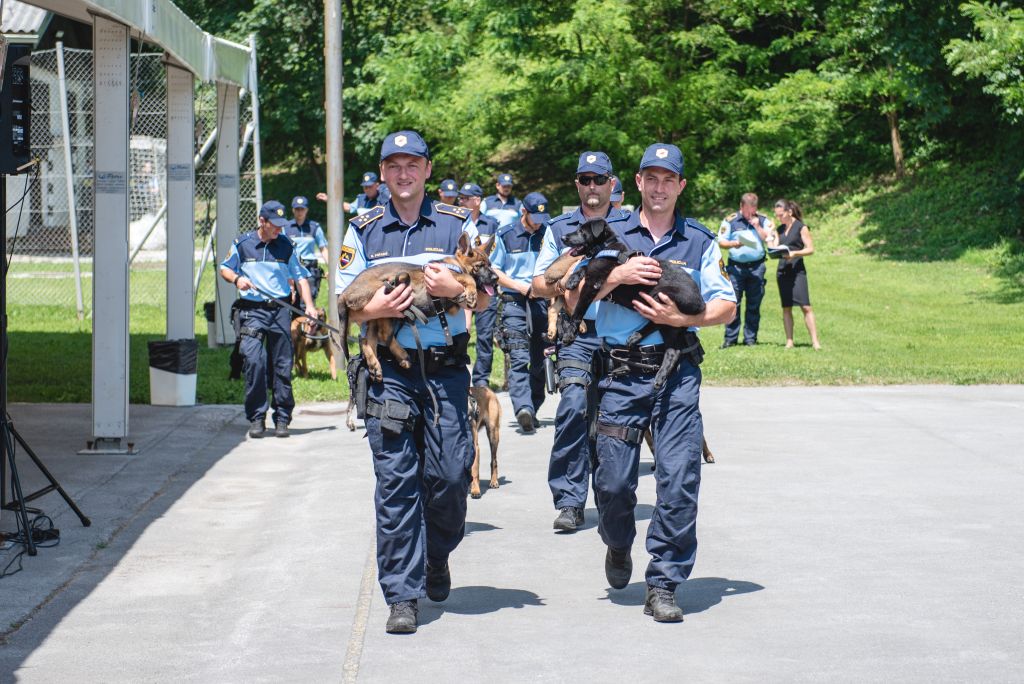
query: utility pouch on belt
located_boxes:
[366,399,416,434]
[346,355,369,419]
[544,348,557,395]
[228,300,245,380]
[587,350,608,441]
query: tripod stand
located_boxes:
[2,173,90,556]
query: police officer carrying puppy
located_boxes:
[335,131,489,635]
[565,144,736,622]
[286,196,329,302]
[531,151,631,532]
[490,192,550,433]
[458,183,501,388]
[220,201,318,439]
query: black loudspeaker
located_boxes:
[0,43,31,175]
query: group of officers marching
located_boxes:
[219,130,739,634]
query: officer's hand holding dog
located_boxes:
[610,257,662,287]
[632,291,695,328]
[423,262,466,299]
[352,282,415,322]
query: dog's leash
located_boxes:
[237,275,342,335]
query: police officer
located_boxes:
[220,201,318,439]
[438,178,459,203]
[565,143,736,622]
[490,192,550,433]
[610,175,625,208]
[286,196,329,302]
[531,151,631,532]
[458,183,501,388]
[335,131,488,635]
[482,172,522,227]
[346,171,386,215]
[718,192,774,347]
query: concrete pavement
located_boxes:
[1,386,1022,682]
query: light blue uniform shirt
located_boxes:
[489,220,545,293]
[718,212,772,263]
[285,220,328,261]
[221,232,311,302]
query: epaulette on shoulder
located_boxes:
[549,211,572,225]
[351,205,385,230]
[687,218,716,240]
[436,202,470,219]
[234,232,254,246]
[726,212,738,221]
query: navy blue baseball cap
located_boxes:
[639,143,684,176]
[497,173,513,186]
[577,151,613,176]
[291,195,309,208]
[459,182,483,197]
[439,179,459,197]
[260,200,291,227]
[360,171,379,186]
[380,130,430,161]
[610,176,624,202]
[522,192,551,224]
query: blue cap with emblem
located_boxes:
[360,171,379,186]
[639,143,684,176]
[380,130,430,161]
[610,176,624,202]
[440,179,459,198]
[291,195,309,208]
[497,173,513,186]
[577,151,613,176]
[260,200,291,227]
[459,182,483,197]
[522,192,551,224]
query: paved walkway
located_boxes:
[1,386,1022,682]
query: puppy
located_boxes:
[562,218,706,388]
[291,307,337,380]
[469,385,501,499]
[337,233,498,382]
[541,231,613,341]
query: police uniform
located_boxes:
[490,192,549,428]
[221,203,311,430]
[482,173,522,228]
[285,196,328,301]
[349,172,386,215]
[590,144,735,619]
[459,183,502,388]
[335,131,479,630]
[534,151,631,527]
[719,210,773,346]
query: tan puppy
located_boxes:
[469,385,501,499]
[291,307,336,380]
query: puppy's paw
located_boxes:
[625,331,644,347]
[470,488,482,500]
[367,362,384,383]
[398,359,412,370]
[463,291,477,309]
[489,479,500,490]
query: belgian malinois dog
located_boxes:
[469,385,501,498]
[291,307,336,380]
[337,233,498,382]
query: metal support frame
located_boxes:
[165,63,195,340]
[324,0,343,356]
[248,34,263,208]
[213,82,240,345]
[56,41,85,320]
[88,15,133,452]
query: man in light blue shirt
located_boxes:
[718,193,774,347]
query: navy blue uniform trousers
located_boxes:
[547,325,600,509]
[500,296,548,415]
[471,298,498,387]
[594,358,704,590]
[239,305,294,425]
[366,359,474,604]
[724,261,766,344]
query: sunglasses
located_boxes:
[576,175,610,186]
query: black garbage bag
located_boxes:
[147,339,199,374]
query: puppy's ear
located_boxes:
[458,231,471,255]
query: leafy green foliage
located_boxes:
[945,2,1024,123]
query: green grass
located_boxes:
[7,155,1024,402]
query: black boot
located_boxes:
[604,546,632,589]
[385,600,418,634]
[553,506,584,532]
[275,422,290,438]
[248,420,265,438]
[426,561,451,602]
[644,585,684,622]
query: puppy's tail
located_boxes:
[337,299,351,364]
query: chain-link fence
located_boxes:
[6,46,258,332]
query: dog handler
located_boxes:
[335,130,489,635]
[565,144,736,621]
[531,151,631,533]
[219,200,318,439]
[286,195,329,302]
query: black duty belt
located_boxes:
[603,343,666,375]
[376,332,469,372]
[499,292,526,303]
[729,257,765,267]
[235,297,290,311]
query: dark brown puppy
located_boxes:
[291,307,336,380]
[469,385,501,499]
[336,232,498,382]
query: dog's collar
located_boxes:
[425,260,463,274]
[594,249,645,265]
[594,249,621,260]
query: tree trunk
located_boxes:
[887,106,905,179]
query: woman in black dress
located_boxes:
[770,199,821,349]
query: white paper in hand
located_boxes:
[737,231,760,248]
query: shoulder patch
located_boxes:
[339,245,356,269]
[435,203,470,219]
[686,218,716,240]
[351,205,385,230]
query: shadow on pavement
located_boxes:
[465,521,502,536]
[602,577,764,613]
[419,586,545,624]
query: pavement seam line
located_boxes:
[342,536,377,684]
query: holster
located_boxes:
[587,350,608,443]
[544,351,557,395]
[346,354,369,419]
[228,300,245,380]
[365,398,416,434]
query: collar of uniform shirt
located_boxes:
[624,211,689,241]
[381,195,437,230]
